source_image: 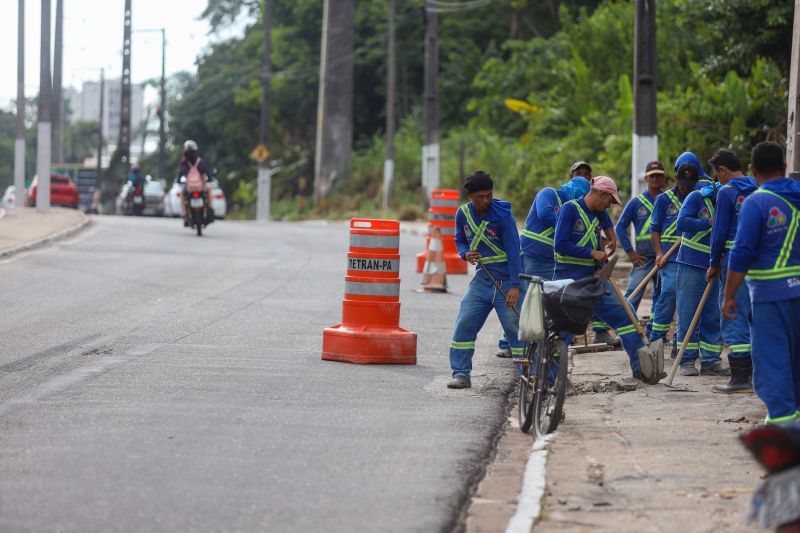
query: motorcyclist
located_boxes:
[177,140,214,225]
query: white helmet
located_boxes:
[183,139,198,152]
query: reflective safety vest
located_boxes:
[681,197,715,254]
[660,190,683,243]
[635,194,654,242]
[460,205,508,265]
[554,200,598,267]
[520,190,562,246]
[746,190,800,281]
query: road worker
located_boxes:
[553,176,649,380]
[706,149,757,394]
[615,161,666,321]
[447,171,524,389]
[675,162,726,376]
[724,142,800,425]
[647,165,696,350]
[674,151,715,189]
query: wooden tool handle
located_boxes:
[628,240,681,301]
[662,276,716,385]
[608,275,644,336]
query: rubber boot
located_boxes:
[711,357,753,394]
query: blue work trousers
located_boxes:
[648,262,677,342]
[564,282,645,374]
[499,255,553,351]
[719,266,751,361]
[751,298,800,424]
[676,263,722,368]
[452,273,525,378]
[624,255,660,337]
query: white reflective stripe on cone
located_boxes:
[428,237,444,252]
[428,226,455,235]
[429,213,455,221]
[346,257,400,273]
[349,234,400,249]
[430,199,459,207]
[345,281,401,297]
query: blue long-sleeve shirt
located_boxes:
[553,197,613,280]
[649,188,686,262]
[615,191,657,257]
[728,178,800,303]
[676,189,715,269]
[709,176,757,269]
[455,199,522,289]
[520,187,567,260]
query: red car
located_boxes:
[27,174,80,208]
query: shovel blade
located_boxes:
[637,345,659,384]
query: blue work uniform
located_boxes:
[728,178,800,425]
[675,187,723,369]
[615,191,661,315]
[553,198,645,374]
[450,199,524,378]
[709,176,758,363]
[647,188,685,342]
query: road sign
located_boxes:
[250,144,270,164]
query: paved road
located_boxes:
[0,216,515,533]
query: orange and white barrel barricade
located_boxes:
[416,189,468,275]
[322,218,417,365]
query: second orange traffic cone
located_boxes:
[420,226,448,292]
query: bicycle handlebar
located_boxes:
[518,273,545,284]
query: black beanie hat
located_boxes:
[464,171,493,193]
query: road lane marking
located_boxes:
[505,433,555,533]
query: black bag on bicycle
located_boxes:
[542,277,606,334]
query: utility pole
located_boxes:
[631,0,658,199]
[97,68,104,186]
[51,0,64,164]
[383,0,396,210]
[36,0,52,213]
[422,1,439,197]
[313,0,355,207]
[119,0,132,169]
[257,0,273,221]
[159,28,166,180]
[787,0,800,178]
[14,0,25,206]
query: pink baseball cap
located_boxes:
[591,176,621,205]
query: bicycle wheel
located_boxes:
[532,337,568,438]
[517,341,537,433]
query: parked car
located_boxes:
[164,179,226,219]
[27,174,79,208]
[116,177,166,216]
[1,185,15,209]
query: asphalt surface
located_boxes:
[0,215,516,533]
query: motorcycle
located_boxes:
[179,176,214,236]
[129,185,145,216]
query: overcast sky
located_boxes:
[0,0,247,112]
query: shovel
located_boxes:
[607,271,664,385]
[626,240,681,303]
[661,275,717,387]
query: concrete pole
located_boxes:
[37,0,53,213]
[382,0,396,210]
[257,0,272,221]
[631,0,658,199]
[14,0,25,207]
[313,0,355,207]
[97,69,104,188]
[158,29,166,181]
[51,0,64,164]
[787,0,800,178]
[422,1,439,197]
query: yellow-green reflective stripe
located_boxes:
[666,190,682,211]
[755,189,800,271]
[511,347,525,355]
[725,240,735,250]
[746,266,800,280]
[663,219,679,238]
[682,342,699,350]
[729,344,751,353]
[451,341,475,349]
[652,323,671,331]
[700,342,722,352]
[766,412,799,425]
[616,325,636,335]
[593,321,610,328]
[635,195,654,241]
[555,253,595,266]
[521,228,554,246]
[571,200,599,249]
[682,238,711,254]
[637,194,654,212]
[480,255,508,264]
[462,205,507,261]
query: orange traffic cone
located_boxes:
[420,226,448,292]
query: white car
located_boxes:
[1,185,15,209]
[164,180,226,219]
[116,177,166,216]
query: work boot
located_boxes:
[700,363,731,377]
[495,348,512,358]
[594,330,622,347]
[447,375,471,389]
[711,358,753,394]
[680,363,699,376]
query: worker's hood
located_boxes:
[674,151,711,180]
[727,176,758,195]
[560,176,591,201]
[760,178,800,208]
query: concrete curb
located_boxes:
[0,212,91,259]
[0,208,6,222]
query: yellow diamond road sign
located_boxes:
[250,144,270,164]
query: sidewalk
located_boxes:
[0,207,90,258]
